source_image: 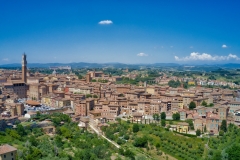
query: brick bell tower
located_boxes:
[22,53,27,83]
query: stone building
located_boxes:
[0,144,17,160]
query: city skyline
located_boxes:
[0,0,240,64]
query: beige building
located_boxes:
[3,81,27,99]
[0,144,17,160]
[27,84,47,100]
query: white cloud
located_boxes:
[98,20,113,25]
[222,44,227,48]
[137,53,148,57]
[2,58,9,61]
[175,52,240,61]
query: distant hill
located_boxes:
[0,62,181,68]
[0,62,240,69]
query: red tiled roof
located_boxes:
[26,100,41,106]
[0,144,17,154]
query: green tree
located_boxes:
[211,151,222,160]
[60,126,72,139]
[183,82,188,89]
[52,117,61,126]
[134,136,148,147]
[8,129,20,139]
[186,119,194,130]
[93,94,98,98]
[220,120,227,132]
[168,80,181,88]
[86,94,92,98]
[133,124,139,133]
[189,101,196,110]
[78,74,83,79]
[29,136,38,146]
[172,113,180,120]
[161,120,166,127]
[124,149,135,160]
[209,103,214,107]
[161,112,166,120]
[226,144,240,160]
[196,129,201,136]
[124,134,129,140]
[153,114,157,120]
[204,125,207,133]
[153,114,160,121]
[209,75,216,80]
[17,124,26,137]
[119,94,124,97]
[201,100,208,107]
[36,111,41,117]
[219,130,224,136]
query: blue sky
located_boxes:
[0,0,240,64]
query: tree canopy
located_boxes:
[161,112,166,120]
[220,120,227,132]
[189,101,196,110]
[172,113,180,120]
[133,124,139,133]
[168,80,181,88]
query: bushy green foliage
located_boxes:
[153,114,160,121]
[161,120,166,127]
[172,113,180,120]
[186,119,194,130]
[168,80,181,88]
[119,148,135,160]
[219,130,224,136]
[133,136,148,147]
[103,121,206,160]
[201,100,207,107]
[226,144,240,160]
[0,113,118,160]
[189,101,196,110]
[208,124,240,160]
[220,120,227,132]
[196,129,201,136]
[133,124,139,133]
[161,112,166,120]
[93,94,98,98]
[86,94,93,98]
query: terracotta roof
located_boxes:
[26,100,41,106]
[0,144,17,154]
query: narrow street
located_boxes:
[89,123,120,149]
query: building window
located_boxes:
[4,154,6,158]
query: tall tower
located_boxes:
[22,53,27,83]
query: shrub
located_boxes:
[161,112,166,120]
[124,134,129,140]
[219,130,224,136]
[172,113,180,120]
[196,129,201,136]
[134,136,148,147]
[133,124,139,133]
